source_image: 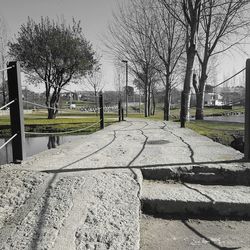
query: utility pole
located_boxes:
[121,60,128,117]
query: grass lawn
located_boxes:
[186,120,244,146]
[127,106,244,121]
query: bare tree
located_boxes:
[0,16,8,107]
[147,1,185,120]
[105,0,158,117]
[193,0,250,120]
[160,0,202,126]
[85,65,104,114]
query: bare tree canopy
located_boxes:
[105,0,159,117]
[159,0,250,125]
[9,17,97,119]
[0,16,8,107]
[194,0,250,120]
[148,1,185,120]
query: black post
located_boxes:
[118,99,121,122]
[245,59,250,160]
[99,92,104,129]
[180,91,185,128]
[7,61,26,162]
[121,60,128,117]
[122,107,124,121]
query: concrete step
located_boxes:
[141,165,250,186]
[141,180,250,219]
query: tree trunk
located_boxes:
[47,108,57,119]
[47,88,60,119]
[2,73,7,107]
[195,91,204,120]
[94,90,98,116]
[164,74,171,121]
[139,90,141,114]
[151,89,155,116]
[144,87,148,117]
[164,89,171,121]
[2,82,6,107]
[195,65,208,120]
[148,85,151,117]
[180,44,196,127]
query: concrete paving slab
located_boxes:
[140,215,250,250]
[0,119,248,249]
[142,180,250,218]
[142,164,250,185]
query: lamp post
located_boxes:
[121,60,128,117]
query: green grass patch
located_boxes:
[128,112,164,121]
[186,120,244,146]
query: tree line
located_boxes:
[106,0,249,125]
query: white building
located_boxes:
[204,93,224,106]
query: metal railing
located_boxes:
[0,61,127,164]
[0,100,15,111]
[0,61,25,163]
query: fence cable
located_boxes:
[213,68,245,89]
[23,100,83,112]
[24,120,101,136]
[0,65,14,73]
[23,100,117,113]
[0,133,18,150]
[23,100,100,112]
[0,100,15,111]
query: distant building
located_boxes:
[204,93,224,106]
[220,86,245,106]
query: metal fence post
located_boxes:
[245,59,250,160]
[118,99,121,122]
[7,61,26,163]
[99,92,104,129]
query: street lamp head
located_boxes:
[121,60,128,63]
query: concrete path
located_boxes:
[0,119,249,250]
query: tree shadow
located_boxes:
[181,219,241,250]
[41,159,245,174]
[28,120,146,249]
[25,120,246,248]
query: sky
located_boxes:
[0,0,249,93]
[0,0,118,91]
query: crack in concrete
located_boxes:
[161,122,215,203]
[182,220,241,250]
[182,183,215,203]
[161,122,195,163]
